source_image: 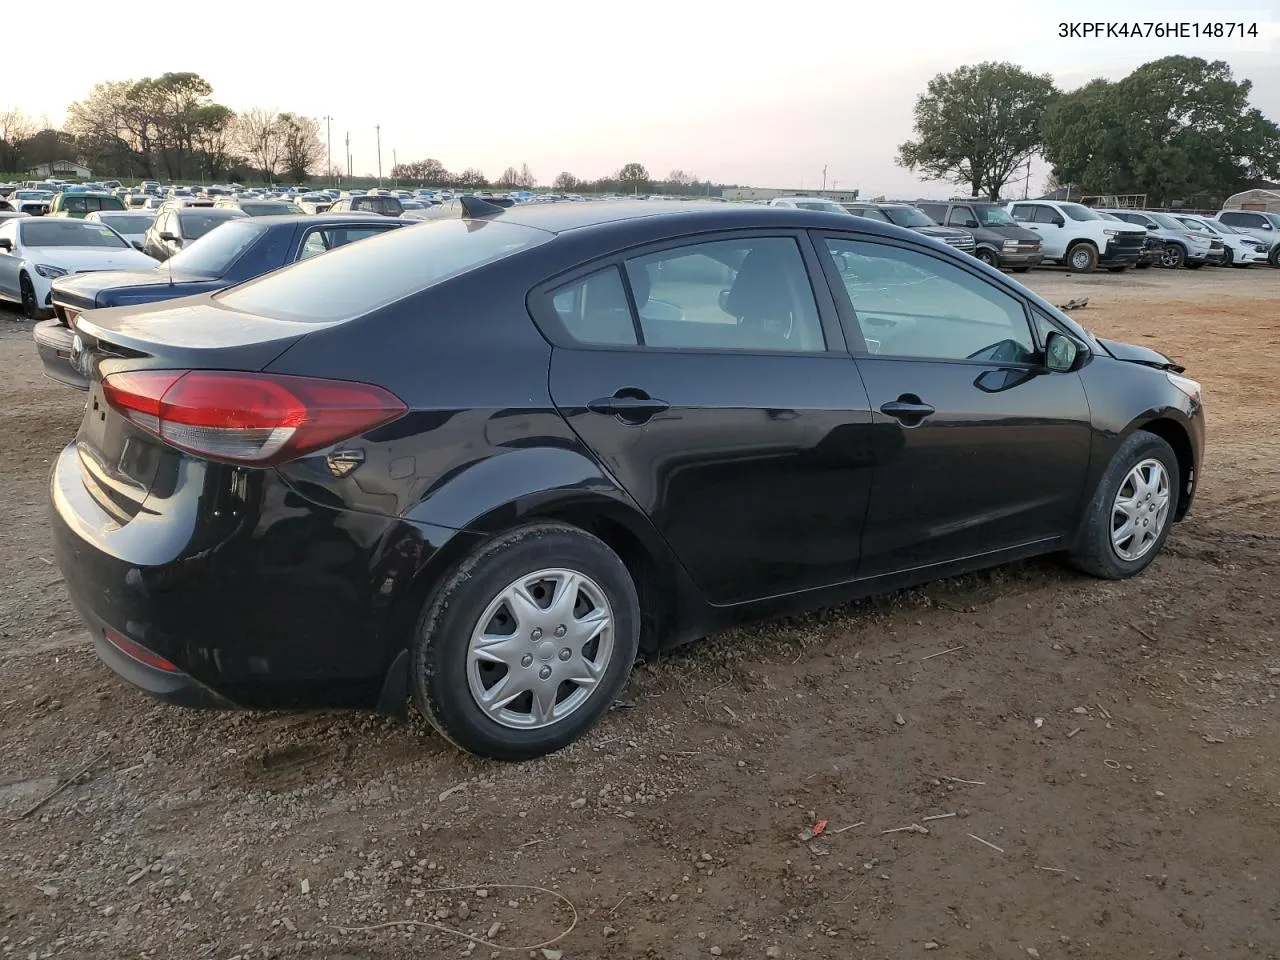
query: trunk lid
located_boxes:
[71,296,331,521]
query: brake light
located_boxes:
[101,370,406,466]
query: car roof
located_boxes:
[241,213,418,227]
[483,199,861,236]
[176,207,246,217]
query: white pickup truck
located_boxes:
[1006,200,1147,272]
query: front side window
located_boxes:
[884,206,936,228]
[825,238,1035,364]
[623,237,826,353]
[1032,206,1062,225]
[946,206,975,227]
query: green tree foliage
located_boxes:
[1042,56,1280,203]
[616,162,651,192]
[897,62,1059,200]
[552,171,580,191]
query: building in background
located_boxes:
[721,186,860,202]
[29,161,92,178]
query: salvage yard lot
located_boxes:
[1,267,1278,960]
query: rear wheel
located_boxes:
[1067,431,1180,580]
[410,522,641,760]
[20,273,40,320]
[1066,243,1098,273]
[1160,244,1186,269]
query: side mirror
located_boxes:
[965,219,980,228]
[160,231,180,244]
[1045,332,1080,373]
[1051,217,1065,227]
[132,240,144,250]
[0,238,10,251]
[1146,224,1157,231]
[718,289,732,313]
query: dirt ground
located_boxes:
[2,265,1278,960]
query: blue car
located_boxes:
[35,214,415,389]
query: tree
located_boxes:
[617,162,651,193]
[553,171,580,191]
[455,167,488,189]
[1042,56,1280,204]
[496,165,520,188]
[0,107,33,171]
[896,62,1059,200]
[192,104,236,180]
[20,128,78,168]
[517,163,536,189]
[235,107,284,181]
[277,113,323,182]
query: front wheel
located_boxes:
[975,248,999,268]
[410,522,641,760]
[20,273,41,320]
[1066,243,1098,273]
[1268,246,1280,268]
[1160,244,1186,269]
[1067,431,1180,580]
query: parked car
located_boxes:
[1174,214,1268,266]
[328,194,405,216]
[49,199,1204,759]
[1213,210,1280,266]
[1007,200,1147,272]
[297,192,334,214]
[48,192,128,219]
[767,196,851,214]
[842,202,976,256]
[0,216,155,319]
[84,210,154,250]
[1097,209,1215,269]
[142,206,247,261]
[214,198,305,217]
[10,189,54,215]
[914,200,1043,271]
[38,214,414,389]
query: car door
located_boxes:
[815,234,1091,577]
[541,231,877,607]
[0,219,20,298]
[945,204,978,230]
[1016,203,1068,258]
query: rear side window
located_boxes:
[217,218,551,322]
[550,267,638,346]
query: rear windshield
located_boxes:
[216,218,551,322]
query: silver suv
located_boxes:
[1213,210,1280,267]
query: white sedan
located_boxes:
[86,210,157,252]
[0,217,157,318]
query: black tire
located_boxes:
[1186,261,1204,269]
[1106,266,1127,273]
[1135,261,1152,269]
[1066,242,1098,273]
[1067,431,1180,580]
[975,248,999,268]
[410,521,641,760]
[1222,247,1233,267]
[1160,243,1185,269]
[1269,245,1280,268]
[1011,265,1032,273]
[20,273,40,320]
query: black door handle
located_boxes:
[880,396,935,423]
[587,392,670,423]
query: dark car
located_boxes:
[915,200,1043,271]
[51,199,1204,761]
[142,206,248,261]
[842,202,977,256]
[328,194,404,216]
[35,214,412,389]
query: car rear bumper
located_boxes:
[33,319,88,389]
[50,440,479,713]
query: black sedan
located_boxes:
[34,214,415,389]
[50,199,1205,760]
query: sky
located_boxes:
[7,0,1280,197]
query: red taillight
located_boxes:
[101,370,406,466]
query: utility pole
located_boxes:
[393,149,397,188]
[1023,157,1032,199]
[344,131,351,185]
[325,116,333,188]
[375,124,382,187]
[822,165,827,192]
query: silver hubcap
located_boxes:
[1111,458,1171,561]
[1072,250,1091,269]
[466,568,614,729]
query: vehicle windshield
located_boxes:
[883,206,936,228]
[1194,219,1230,234]
[168,220,266,275]
[1149,212,1189,231]
[974,205,1016,226]
[21,219,129,248]
[1060,202,1105,222]
[217,218,552,323]
[96,214,150,233]
[792,200,847,214]
[180,211,242,240]
[1264,213,1280,228]
[1095,212,1123,221]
